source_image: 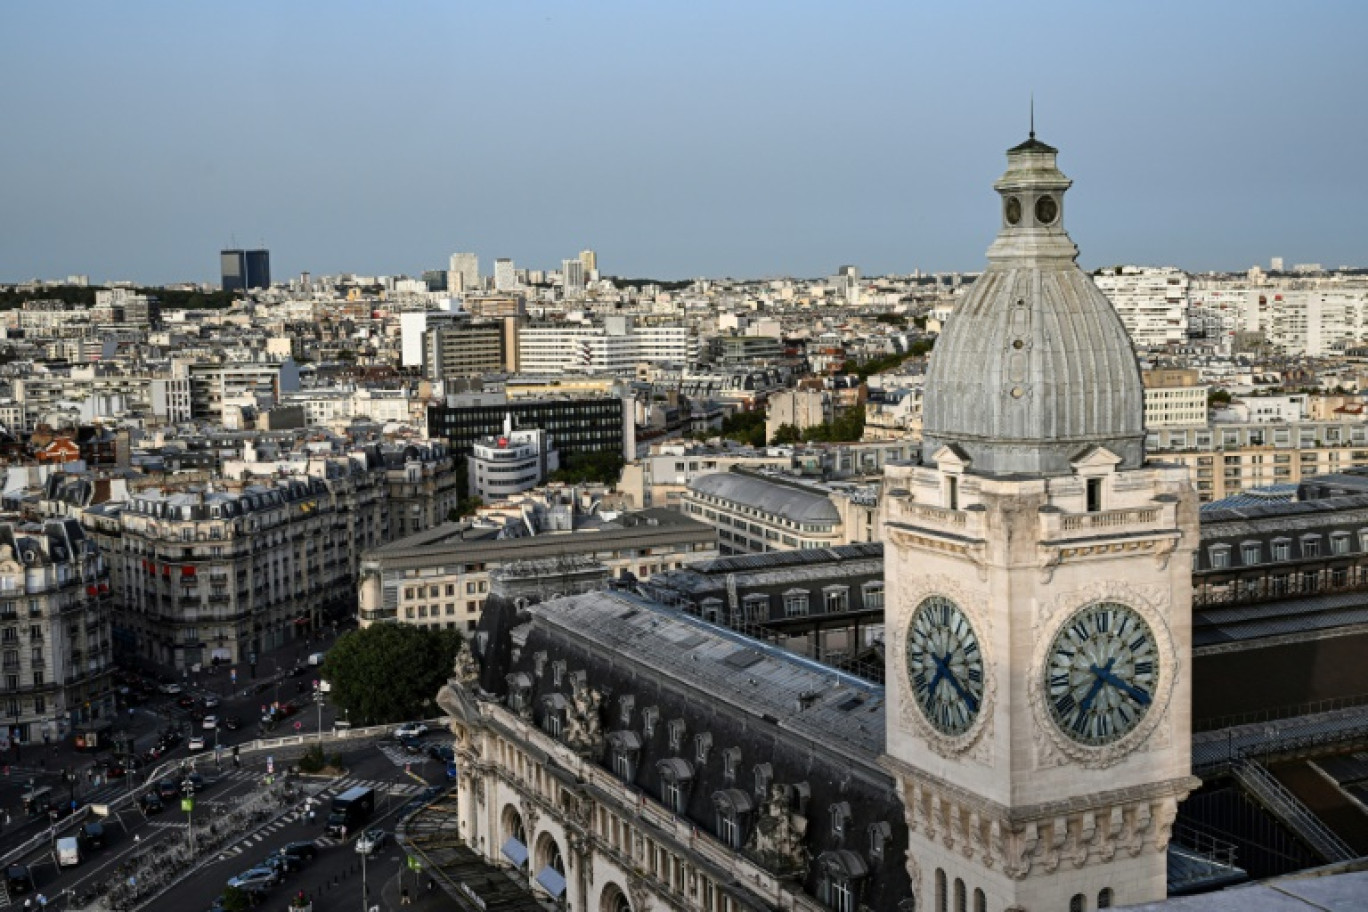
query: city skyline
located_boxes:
[2,1,1365,285]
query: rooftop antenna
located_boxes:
[1029,94,1035,139]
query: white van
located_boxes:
[307,652,326,667]
[57,835,82,867]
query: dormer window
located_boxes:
[721,747,741,782]
[641,706,659,738]
[606,731,642,783]
[656,758,694,815]
[540,694,567,739]
[1331,532,1350,555]
[830,801,852,840]
[1241,542,1261,565]
[1208,545,1231,569]
[1273,538,1291,561]
[1301,535,1321,558]
[619,694,635,726]
[551,660,565,686]
[668,719,686,752]
[868,822,891,863]
[753,763,773,799]
[695,732,712,764]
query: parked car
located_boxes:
[157,778,181,799]
[227,867,279,890]
[139,792,165,814]
[394,722,429,739]
[203,696,221,709]
[202,715,219,730]
[188,735,206,751]
[159,682,183,695]
[355,828,388,855]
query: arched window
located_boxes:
[953,879,965,912]
[1097,888,1113,909]
[600,882,632,912]
[499,806,528,869]
[1070,894,1086,912]
[935,869,946,912]
[973,888,986,912]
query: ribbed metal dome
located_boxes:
[920,136,1145,476]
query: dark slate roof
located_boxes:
[473,590,910,909]
[1194,590,1368,647]
[1008,134,1058,154]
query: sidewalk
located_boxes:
[380,865,464,912]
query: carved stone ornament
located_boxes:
[563,686,605,757]
[744,783,809,875]
[890,575,995,762]
[1029,580,1178,770]
[626,871,653,912]
[454,640,481,689]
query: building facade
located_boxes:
[221,248,271,291]
[358,509,717,631]
[0,519,114,745]
[428,394,634,461]
[682,469,879,555]
[469,428,559,503]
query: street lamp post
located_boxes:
[361,839,369,912]
[182,778,195,857]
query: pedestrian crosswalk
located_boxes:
[212,775,426,861]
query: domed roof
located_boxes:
[921,136,1144,476]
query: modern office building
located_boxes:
[450,252,480,292]
[428,393,634,461]
[220,248,271,291]
[422,321,509,380]
[1091,265,1189,348]
[518,317,696,376]
[562,258,586,295]
[1142,369,1209,428]
[494,258,517,292]
[468,425,559,502]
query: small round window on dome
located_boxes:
[1035,195,1058,225]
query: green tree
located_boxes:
[221,886,254,912]
[770,423,803,445]
[720,410,766,447]
[1208,389,1231,406]
[322,624,463,726]
[549,450,625,485]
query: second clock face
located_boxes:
[1045,602,1158,746]
[907,596,984,736]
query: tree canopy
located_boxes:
[321,623,463,726]
[549,449,625,485]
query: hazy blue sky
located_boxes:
[2,1,1364,284]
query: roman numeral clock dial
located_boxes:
[1045,602,1158,746]
[906,595,985,737]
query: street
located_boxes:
[1,736,455,911]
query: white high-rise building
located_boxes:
[493,258,517,292]
[579,249,598,281]
[1091,265,1189,348]
[562,258,586,295]
[518,316,696,375]
[449,252,480,292]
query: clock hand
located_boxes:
[1093,665,1152,706]
[931,653,979,713]
[1078,660,1112,716]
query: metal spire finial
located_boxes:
[1030,95,1035,139]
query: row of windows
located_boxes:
[1207,530,1368,568]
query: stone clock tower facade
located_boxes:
[881,135,1199,912]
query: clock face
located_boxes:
[1046,602,1158,746]
[1005,196,1022,225]
[1035,194,1058,225]
[906,596,984,737]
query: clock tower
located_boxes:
[882,134,1199,912]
